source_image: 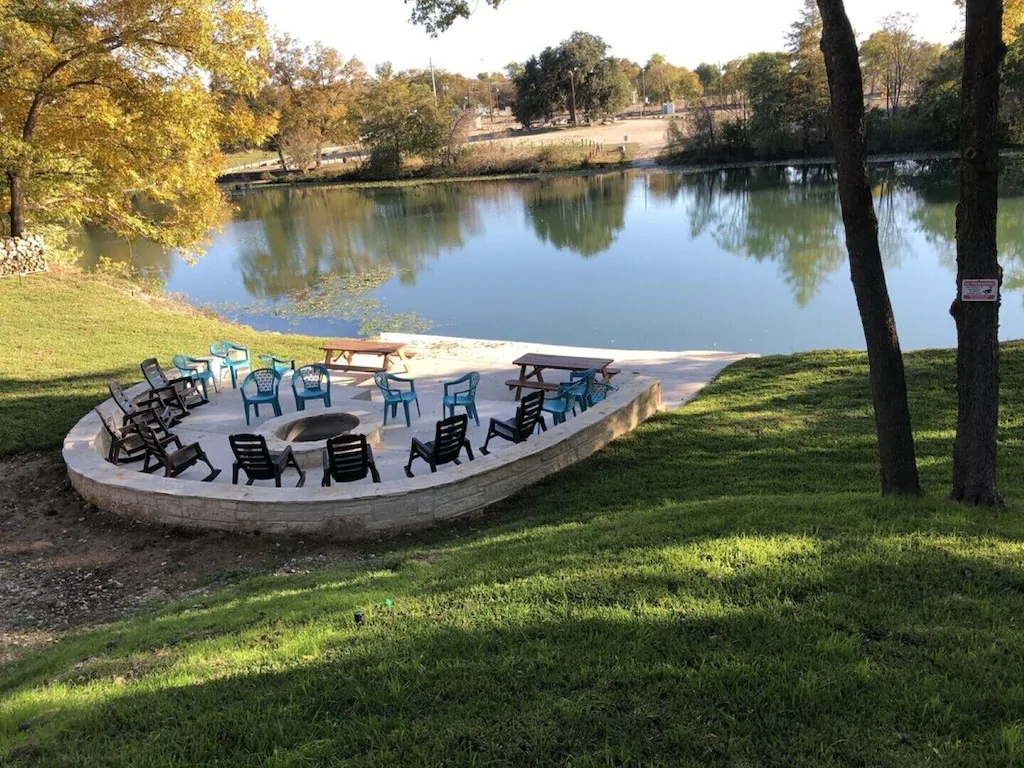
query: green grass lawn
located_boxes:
[0,271,331,456]
[3,273,1024,764]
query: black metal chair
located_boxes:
[97,406,176,464]
[322,434,381,486]
[108,380,180,428]
[480,390,547,455]
[141,357,208,413]
[133,422,220,481]
[228,434,305,487]
[405,414,474,477]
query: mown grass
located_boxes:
[0,270,330,455]
[3,273,1024,765]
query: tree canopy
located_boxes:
[0,0,269,253]
[511,32,631,127]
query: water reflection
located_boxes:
[649,167,847,306]
[72,159,1024,353]
[522,173,630,257]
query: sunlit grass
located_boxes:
[3,273,1024,763]
[0,270,331,455]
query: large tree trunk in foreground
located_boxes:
[817,0,921,495]
[951,0,1005,507]
[7,170,26,238]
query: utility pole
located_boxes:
[429,58,437,105]
[569,68,578,126]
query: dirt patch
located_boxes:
[0,452,365,664]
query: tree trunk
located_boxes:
[7,170,26,238]
[816,0,921,496]
[951,0,1005,507]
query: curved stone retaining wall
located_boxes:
[64,377,661,538]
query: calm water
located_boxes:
[77,161,1024,354]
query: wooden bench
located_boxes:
[504,368,621,394]
[326,363,388,375]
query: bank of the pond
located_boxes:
[3,285,1024,762]
[219,142,637,189]
[0,270,333,456]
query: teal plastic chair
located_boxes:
[542,379,585,426]
[292,364,331,411]
[568,367,599,411]
[441,371,480,426]
[241,368,282,425]
[572,368,619,406]
[172,354,217,398]
[259,353,295,375]
[373,372,420,427]
[210,340,251,389]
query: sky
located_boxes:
[258,0,965,77]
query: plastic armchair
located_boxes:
[172,354,218,398]
[292,364,331,411]
[259,353,295,375]
[373,371,420,427]
[240,368,283,425]
[209,340,251,389]
[441,371,480,426]
[568,367,599,411]
[572,368,619,405]
[541,380,584,426]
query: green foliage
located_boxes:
[359,70,453,177]
[511,31,631,127]
[740,52,794,156]
[405,0,505,35]
[0,0,269,251]
[7,335,1024,763]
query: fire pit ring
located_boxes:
[255,407,380,470]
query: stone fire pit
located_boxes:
[256,407,379,470]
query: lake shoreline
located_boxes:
[218,148,1024,195]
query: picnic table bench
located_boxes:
[505,353,620,400]
[321,339,408,375]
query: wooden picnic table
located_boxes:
[321,339,408,375]
[506,353,618,400]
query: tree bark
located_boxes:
[816,0,921,495]
[951,0,1005,507]
[7,170,26,238]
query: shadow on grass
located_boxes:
[4,517,1024,765]
[4,346,1024,764]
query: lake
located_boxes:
[76,160,1024,354]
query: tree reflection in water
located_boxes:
[523,173,630,257]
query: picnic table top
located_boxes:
[320,339,406,354]
[512,353,615,371]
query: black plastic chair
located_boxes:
[405,414,474,477]
[480,390,547,455]
[108,380,180,428]
[322,434,381,486]
[97,406,176,464]
[141,357,208,413]
[133,422,220,481]
[229,434,305,487]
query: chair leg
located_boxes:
[469,403,479,426]
[245,404,252,426]
[464,441,475,462]
[232,465,240,485]
[272,399,282,417]
[296,399,305,411]
[480,428,494,455]
[324,393,331,407]
[414,396,421,417]
[538,417,547,433]
[382,403,389,426]
[404,446,418,478]
[402,401,411,427]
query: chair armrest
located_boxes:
[388,374,415,383]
